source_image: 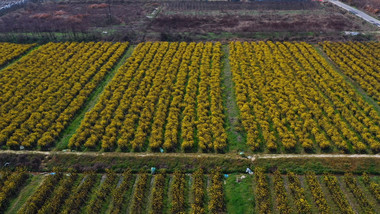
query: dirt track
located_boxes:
[0,150,378,161]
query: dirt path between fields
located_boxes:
[0,150,379,161]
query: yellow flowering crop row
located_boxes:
[323,174,354,214]
[70,42,227,153]
[305,172,331,214]
[362,172,380,203]
[171,170,186,213]
[0,42,128,149]
[229,41,380,153]
[131,173,149,214]
[191,169,205,214]
[0,42,35,66]
[322,42,380,105]
[208,168,225,214]
[287,172,311,213]
[254,167,271,213]
[344,172,375,214]
[273,170,292,214]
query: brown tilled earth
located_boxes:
[0,1,377,42]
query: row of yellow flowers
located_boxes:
[0,42,128,149]
[305,172,330,214]
[111,170,133,214]
[322,42,380,105]
[363,172,380,203]
[0,42,35,66]
[230,41,380,153]
[38,171,78,214]
[323,174,354,214]
[151,172,166,214]
[191,168,205,214]
[208,168,225,213]
[0,168,28,212]
[273,170,292,214]
[344,172,375,214]
[19,170,63,214]
[60,172,97,214]
[70,42,227,153]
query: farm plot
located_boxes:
[69,42,227,153]
[0,42,35,67]
[2,168,227,214]
[0,42,128,150]
[322,42,380,105]
[229,41,380,154]
[3,168,380,214]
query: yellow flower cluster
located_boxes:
[61,172,97,214]
[0,42,35,66]
[151,172,166,214]
[131,173,149,214]
[70,42,227,153]
[305,172,330,214]
[0,42,128,149]
[191,168,205,214]
[111,170,133,214]
[322,42,380,104]
[254,167,271,213]
[344,172,375,214]
[273,170,292,214]
[208,168,225,214]
[0,168,28,212]
[19,170,62,214]
[287,172,311,213]
[171,170,186,214]
[363,172,380,202]
[323,174,354,214]
[229,41,380,153]
[86,170,117,213]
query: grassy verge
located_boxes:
[54,44,135,151]
[225,174,255,214]
[221,45,247,153]
[6,174,45,214]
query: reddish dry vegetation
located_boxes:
[341,0,380,15]
[164,1,320,11]
[0,2,148,33]
[88,3,109,9]
[151,13,365,34]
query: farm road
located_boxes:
[329,0,380,28]
[0,150,379,161]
